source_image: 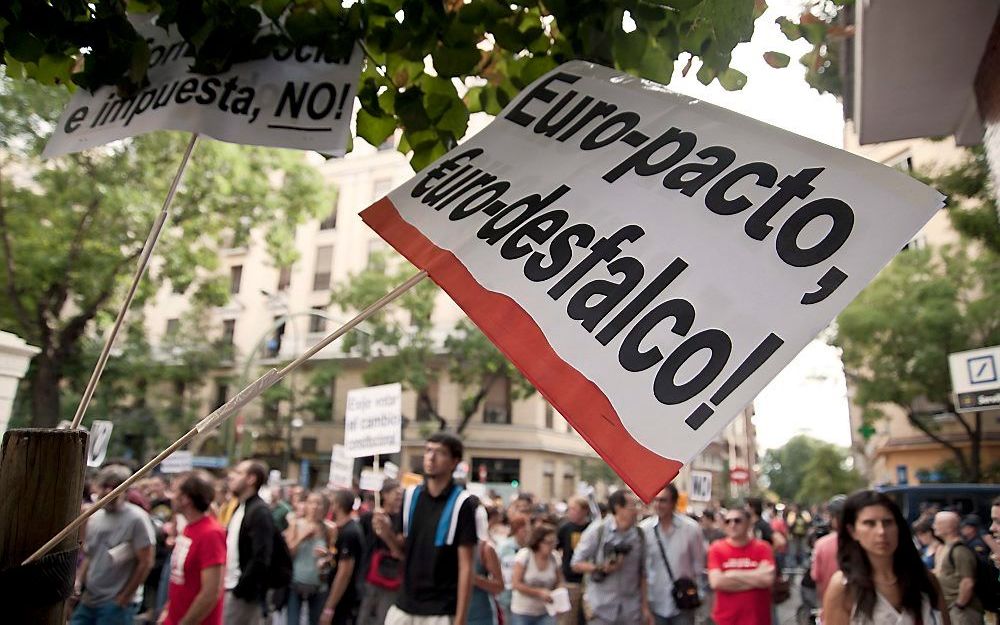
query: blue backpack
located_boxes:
[402,483,472,547]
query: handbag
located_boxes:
[365,547,402,591]
[654,526,702,610]
[771,573,791,604]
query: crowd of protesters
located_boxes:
[67,434,1000,625]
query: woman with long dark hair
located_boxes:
[822,490,949,625]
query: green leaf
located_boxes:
[410,139,449,171]
[262,0,291,20]
[4,27,46,63]
[386,53,424,86]
[717,67,746,91]
[647,0,705,10]
[356,109,397,148]
[696,62,716,85]
[639,42,674,84]
[776,17,802,41]
[431,44,480,77]
[613,30,647,73]
[437,100,469,138]
[464,85,485,113]
[763,51,790,68]
[32,54,75,86]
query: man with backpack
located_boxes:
[373,433,479,625]
[223,459,283,625]
[933,511,986,625]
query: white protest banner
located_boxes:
[344,383,402,458]
[360,61,944,501]
[87,420,114,467]
[43,15,361,159]
[328,444,353,489]
[383,461,400,480]
[160,450,194,474]
[689,470,713,502]
[359,469,386,492]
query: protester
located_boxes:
[990,497,1000,568]
[706,507,774,625]
[641,484,705,625]
[71,465,156,625]
[373,432,478,625]
[810,495,845,602]
[556,496,590,625]
[162,471,227,625]
[498,514,532,621]
[468,505,505,625]
[822,490,946,625]
[959,516,991,561]
[285,491,337,625]
[934,511,984,625]
[223,459,274,625]
[914,520,943,570]
[571,490,652,625]
[510,523,564,625]
[318,489,365,625]
[787,503,811,568]
[358,479,404,625]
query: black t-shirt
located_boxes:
[557,520,589,583]
[393,484,478,615]
[753,519,774,544]
[332,519,365,610]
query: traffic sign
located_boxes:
[949,345,1000,412]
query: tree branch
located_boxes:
[906,408,971,479]
[455,378,495,435]
[49,196,102,315]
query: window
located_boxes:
[471,457,520,484]
[300,437,318,454]
[309,307,327,334]
[277,266,292,291]
[229,265,243,294]
[544,403,554,429]
[313,245,333,291]
[266,316,285,358]
[165,318,180,337]
[222,319,236,345]
[313,376,335,422]
[213,382,228,411]
[482,376,511,424]
[319,205,337,230]
[416,382,439,422]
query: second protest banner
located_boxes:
[361,61,943,501]
[344,383,402,459]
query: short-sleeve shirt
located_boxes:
[707,538,774,625]
[332,519,365,610]
[165,515,227,625]
[510,548,559,616]
[393,483,478,616]
[935,541,981,610]
[557,521,588,584]
[82,502,156,606]
[810,531,838,601]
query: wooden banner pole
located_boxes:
[69,133,200,429]
[25,269,427,564]
[374,453,381,510]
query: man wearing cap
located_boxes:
[960,515,990,561]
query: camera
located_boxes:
[591,540,633,582]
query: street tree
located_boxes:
[1,0,765,170]
[0,75,333,427]
[835,244,1000,483]
[331,251,534,434]
[762,434,862,503]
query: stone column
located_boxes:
[0,331,40,432]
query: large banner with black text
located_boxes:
[361,61,943,501]
[43,14,361,158]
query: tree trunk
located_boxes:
[971,412,982,483]
[29,353,61,428]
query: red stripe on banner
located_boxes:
[361,197,683,502]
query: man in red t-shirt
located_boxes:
[707,508,775,625]
[161,471,227,625]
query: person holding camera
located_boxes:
[640,485,705,625]
[571,490,653,625]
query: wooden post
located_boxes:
[0,429,87,624]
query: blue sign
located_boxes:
[192,455,229,469]
[300,458,311,487]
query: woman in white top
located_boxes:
[511,524,564,625]
[823,490,949,625]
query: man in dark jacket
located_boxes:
[223,459,274,625]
